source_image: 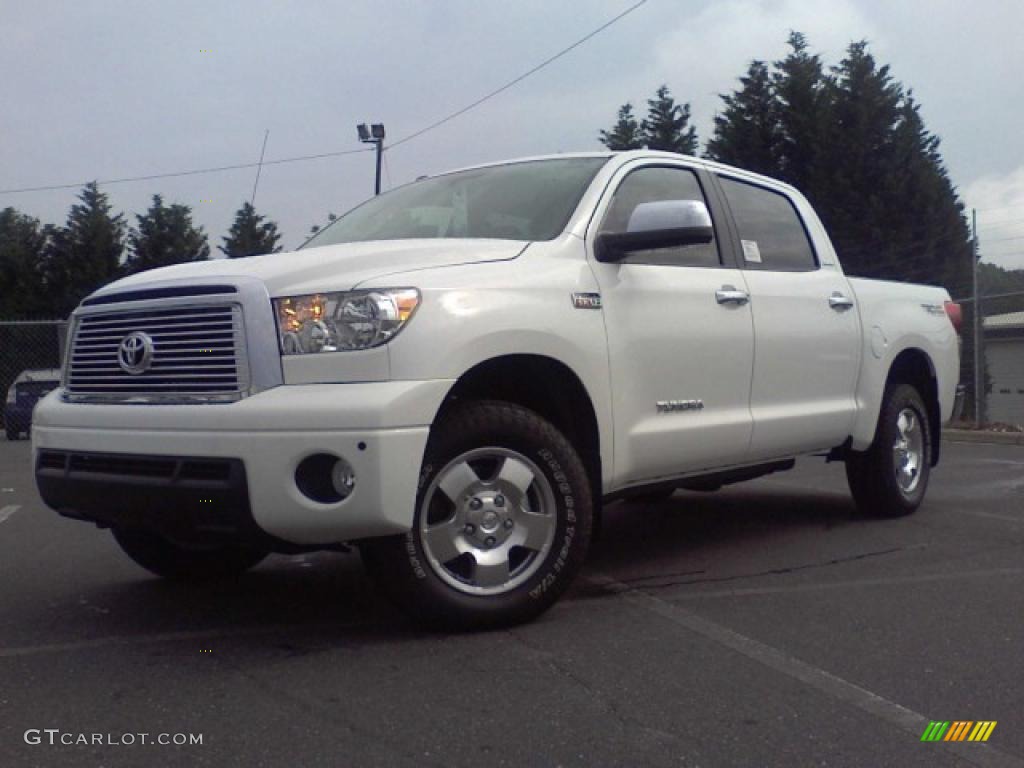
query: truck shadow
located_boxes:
[593,485,860,564]
[53,483,869,641]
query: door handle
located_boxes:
[716,285,750,306]
[829,292,854,311]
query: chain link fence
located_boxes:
[1,320,68,437]
[966,289,1024,430]
[3,292,1024,435]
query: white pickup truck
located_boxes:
[34,151,962,628]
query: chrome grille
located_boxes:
[67,304,249,400]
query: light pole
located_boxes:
[357,123,385,196]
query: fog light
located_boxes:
[331,457,356,500]
[295,453,355,504]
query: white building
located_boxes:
[985,311,1024,426]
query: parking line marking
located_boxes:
[649,567,1024,600]
[590,572,1024,768]
[0,622,367,659]
[0,505,21,523]
[960,509,1023,524]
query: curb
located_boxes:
[942,429,1024,446]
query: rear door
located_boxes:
[587,162,755,486]
[714,174,861,460]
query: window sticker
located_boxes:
[741,239,762,263]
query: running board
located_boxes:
[609,459,796,501]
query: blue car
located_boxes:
[5,369,61,440]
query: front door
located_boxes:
[587,163,756,487]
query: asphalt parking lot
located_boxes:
[0,437,1022,768]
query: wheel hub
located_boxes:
[463,492,513,546]
[892,407,924,495]
[419,447,558,595]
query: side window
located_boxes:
[598,167,721,268]
[718,176,817,271]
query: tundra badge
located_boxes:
[656,399,705,413]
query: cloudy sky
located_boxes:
[3,0,1023,270]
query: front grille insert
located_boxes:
[38,450,235,486]
[67,303,249,400]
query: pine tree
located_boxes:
[771,32,832,201]
[599,103,645,150]
[706,60,779,175]
[822,41,906,273]
[219,202,282,258]
[123,195,210,275]
[642,85,698,155]
[44,182,126,316]
[0,207,50,318]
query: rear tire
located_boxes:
[5,426,18,441]
[112,527,268,581]
[362,400,593,630]
[846,383,932,517]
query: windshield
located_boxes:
[302,156,608,248]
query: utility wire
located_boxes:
[0,1,647,197]
[0,146,373,196]
[387,0,649,151]
[977,215,1024,229]
[982,234,1024,245]
[975,203,1024,214]
[249,129,270,206]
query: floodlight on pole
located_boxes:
[356,122,385,196]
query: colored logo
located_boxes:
[921,721,997,742]
[117,331,154,375]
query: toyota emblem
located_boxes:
[117,331,154,375]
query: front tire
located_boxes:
[112,527,268,581]
[362,401,593,630]
[846,383,932,517]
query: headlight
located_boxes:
[273,289,420,354]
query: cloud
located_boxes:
[650,0,882,135]
[965,166,1024,271]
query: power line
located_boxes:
[0,146,373,196]
[974,203,1024,214]
[982,234,1024,245]
[387,0,649,151]
[250,129,270,206]
[0,1,647,197]
[977,215,1024,228]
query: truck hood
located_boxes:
[95,239,528,298]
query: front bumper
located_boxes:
[32,380,452,545]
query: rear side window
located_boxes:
[599,166,721,268]
[718,177,817,271]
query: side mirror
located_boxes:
[596,200,714,263]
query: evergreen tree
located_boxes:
[771,32,832,201]
[599,103,644,150]
[642,85,698,154]
[219,202,282,258]
[979,263,1024,315]
[818,41,905,276]
[123,195,210,275]
[44,182,126,316]
[0,207,49,318]
[706,60,779,175]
